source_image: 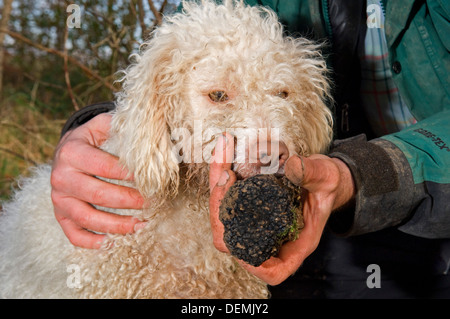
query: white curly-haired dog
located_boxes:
[0,0,333,298]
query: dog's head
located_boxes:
[111,0,333,200]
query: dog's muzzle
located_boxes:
[232,138,289,180]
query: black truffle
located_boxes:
[219,174,304,267]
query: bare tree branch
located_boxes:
[160,0,169,16]
[147,0,163,26]
[135,0,148,37]
[63,24,80,111]
[0,0,14,101]
[0,28,118,92]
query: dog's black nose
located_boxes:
[257,140,289,175]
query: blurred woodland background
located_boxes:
[0,0,180,204]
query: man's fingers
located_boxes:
[209,170,236,253]
[56,113,134,182]
[78,145,133,181]
[282,189,334,263]
[80,113,113,147]
[209,133,235,192]
[209,133,236,252]
[56,140,133,181]
[51,114,149,248]
[57,218,106,249]
[285,154,332,189]
[284,155,306,186]
[53,173,144,209]
[54,198,144,237]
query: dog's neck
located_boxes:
[179,163,210,203]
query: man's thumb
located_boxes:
[285,155,307,186]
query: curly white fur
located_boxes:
[0,0,332,298]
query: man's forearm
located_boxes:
[327,110,450,239]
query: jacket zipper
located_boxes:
[321,0,333,46]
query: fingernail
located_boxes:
[285,155,305,185]
[134,222,147,232]
[217,171,230,186]
[221,132,229,144]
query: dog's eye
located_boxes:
[208,91,229,103]
[276,91,289,99]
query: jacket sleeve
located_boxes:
[327,109,450,239]
[60,101,115,138]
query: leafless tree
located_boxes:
[0,0,14,101]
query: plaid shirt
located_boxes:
[360,0,417,136]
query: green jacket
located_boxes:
[247,0,449,121]
[243,0,450,238]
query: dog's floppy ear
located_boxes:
[110,31,184,201]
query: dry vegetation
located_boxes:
[0,97,64,203]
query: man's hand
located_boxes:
[209,135,355,285]
[51,113,146,249]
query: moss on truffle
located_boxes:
[219,174,304,267]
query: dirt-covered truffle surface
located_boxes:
[219,174,304,267]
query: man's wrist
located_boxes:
[330,157,355,211]
[60,101,115,137]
